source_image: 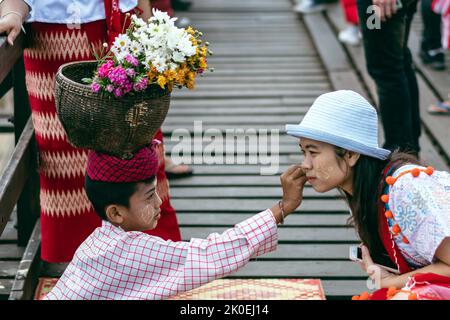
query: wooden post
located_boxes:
[12,57,40,246]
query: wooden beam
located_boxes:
[9,221,41,300]
[0,33,25,84]
[0,118,34,236]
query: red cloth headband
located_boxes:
[86,141,160,183]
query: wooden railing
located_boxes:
[0,31,40,247]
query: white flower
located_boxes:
[113,34,131,52]
[172,50,186,63]
[177,34,196,57]
[169,62,178,71]
[129,41,143,56]
[131,15,146,28]
[111,46,128,62]
[151,9,178,26]
[167,28,185,50]
[152,56,168,73]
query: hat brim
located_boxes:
[285,124,391,160]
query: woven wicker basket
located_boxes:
[55,61,171,159]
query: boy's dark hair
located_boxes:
[85,175,156,220]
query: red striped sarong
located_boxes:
[24,21,181,263]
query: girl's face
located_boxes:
[299,138,353,193]
[121,179,163,232]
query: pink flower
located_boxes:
[98,60,114,78]
[106,84,114,92]
[134,77,148,91]
[108,66,128,86]
[91,82,101,93]
[123,80,133,94]
[113,87,123,98]
[125,54,139,67]
[126,68,136,77]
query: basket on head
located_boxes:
[55,61,171,159]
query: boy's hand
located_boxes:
[280,165,307,214]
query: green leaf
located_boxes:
[81,78,93,84]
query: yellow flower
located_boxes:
[199,58,207,69]
[187,71,195,81]
[157,75,167,89]
[187,79,195,89]
[190,37,198,46]
[186,26,195,35]
[165,70,177,81]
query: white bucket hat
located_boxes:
[285,90,391,160]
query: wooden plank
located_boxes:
[168,176,316,187]
[170,186,340,198]
[167,106,311,115]
[322,280,369,298]
[181,227,358,242]
[228,261,366,278]
[170,97,316,107]
[0,117,14,133]
[180,83,329,90]
[177,214,349,227]
[172,199,348,212]
[302,14,350,72]
[262,244,354,260]
[0,220,17,242]
[0,260,19,277]
[165,115,304,124]
[0,279,14,300]
[0,244,24,259]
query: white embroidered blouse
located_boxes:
[23,0,137,24]
[388,164,450,268]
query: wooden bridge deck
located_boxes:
[0,0,449,300]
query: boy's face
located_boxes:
[119,179,163,232]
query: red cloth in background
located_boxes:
[152,0,174,16]
[340,0,359,25]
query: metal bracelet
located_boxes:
[278,200,285,225]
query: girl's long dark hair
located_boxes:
[335,148,422,257]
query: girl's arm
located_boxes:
[384,237,450,288]
[361,239,450,289]
[137,0,152,21]
[0,0,30,45]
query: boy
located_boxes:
[44,143,307,300]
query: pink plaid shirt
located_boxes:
[44,210,278,300]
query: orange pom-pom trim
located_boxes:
[386,176,396,185]
[387,287,399,298]
[351,295,360,300]
[425,166,434,176]
[359,292,370,300]
[408,293,418,300]
[381,194,389,203]
[392,224,401,235]
[385,210,394,219]
[411,168,421,177]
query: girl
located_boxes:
[286,90,450,300]
[0,0,182,263]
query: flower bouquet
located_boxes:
[55,9,212,159]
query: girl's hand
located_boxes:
[359,245,398,288]
[0,13,23,45]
